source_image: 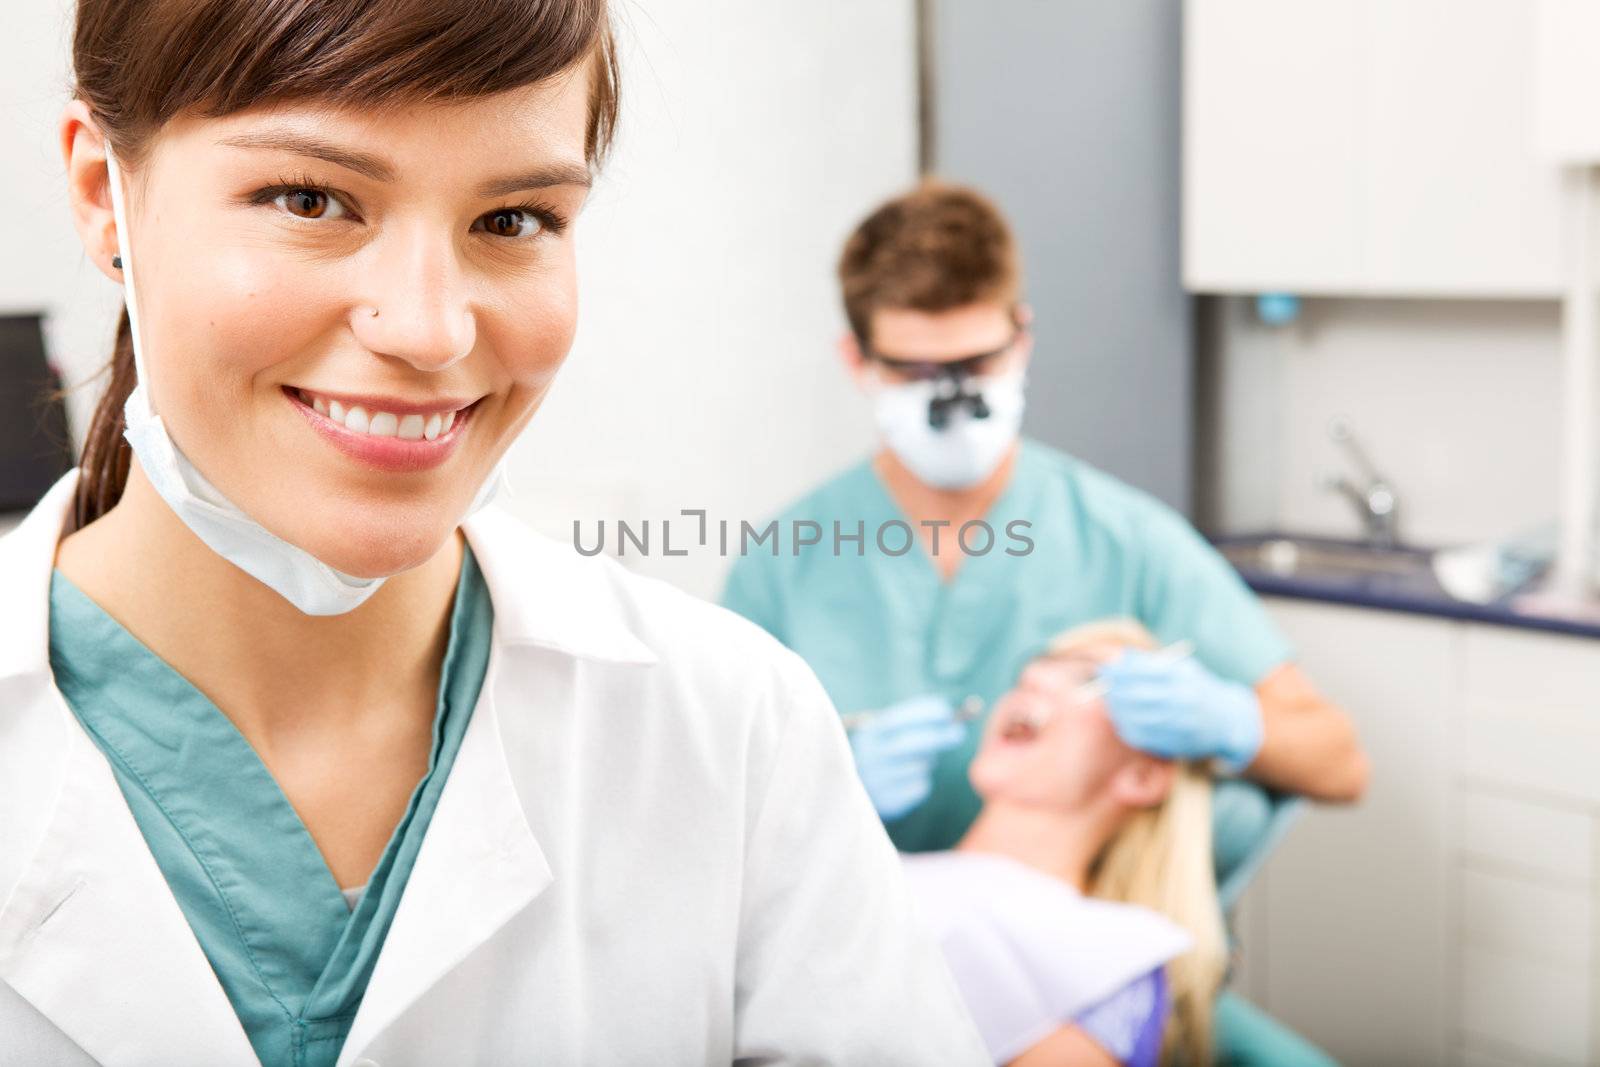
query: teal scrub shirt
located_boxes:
[47,544,493,1067]
[721,438,1291,853]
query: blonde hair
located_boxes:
[1048,620,1228,1067]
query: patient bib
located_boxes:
[901,849,1191,1064]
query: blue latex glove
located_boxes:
[846,694,966,821]
[1100,650,1264,770]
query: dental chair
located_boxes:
[1209,781,1338,1067]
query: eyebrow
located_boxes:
[217,130,592,196]
[474,164,592,198]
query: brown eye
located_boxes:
[477,208,541,239]
[283,189,328,219]
[269,187,349,221]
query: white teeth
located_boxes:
[301,391,464,440]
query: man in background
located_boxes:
[721,180,1366,849]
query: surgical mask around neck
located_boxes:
[870,368,1026,490]
[103,147,505,616]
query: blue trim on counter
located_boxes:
[1213,534,1600,641]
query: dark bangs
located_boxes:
[74,0,619,166]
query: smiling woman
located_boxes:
[0,2,991,1065]
[68,0,617,534]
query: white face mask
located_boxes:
[870,368,1026,490]
[104,147,505,616]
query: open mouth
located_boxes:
[996,705,1042,744]
[999,718,1038,744]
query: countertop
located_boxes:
[1213,533,1600,641]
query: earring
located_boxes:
[111,255,122,270]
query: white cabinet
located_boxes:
[1454,626,1600,1066]
[1234,598,1600,1065]
[1184,0,1569,298]
[1232,600,1456,1065]
[1183,1,1363,292]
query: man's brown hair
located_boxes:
[836,180,1021,346]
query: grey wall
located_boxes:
[930,0,1193,512]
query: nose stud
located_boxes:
[369,306,380,318]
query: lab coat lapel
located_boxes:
[0,478,646,1064]
[0,471,256,1064]
[336,505,658,1060]
[337,652,552,1065]
[0,701,258,1066]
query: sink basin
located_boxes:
[1211,533,1595,636]
[1215,535,1447,600]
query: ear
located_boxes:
[60,100,123,283]
[1013,302,1035,371]
[1108,755,1176,810]
[838,330,872,389]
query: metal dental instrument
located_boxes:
[1019,639,1196,731]
[840,693,986,734]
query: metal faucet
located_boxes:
[1321,419,1400,548]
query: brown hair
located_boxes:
[69,0,620,531]
[835,179,1021,346]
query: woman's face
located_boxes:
[78,66,594,577]
[969,640,1169,811]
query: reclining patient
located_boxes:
[900,621,1227,1067]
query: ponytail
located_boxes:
[69,306,135,532]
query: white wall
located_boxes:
[1203,296,1563,549]
[506,1,916,597]
[0,1,918,598]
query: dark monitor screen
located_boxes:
[0,314,74,512]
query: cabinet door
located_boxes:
[1454,626,1600,1064]
[1183,0,1363,292]
[1185,0,1566,297]
[1234,600,1456,1066]
[1457,625,1600,803]
[1456,799,1594,1064]
[1362,0,1566,296]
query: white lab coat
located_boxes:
[0,471,990,1067]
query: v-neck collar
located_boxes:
[45,545,491,1066]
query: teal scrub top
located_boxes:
[47,544,493,1067]
[720,438,1292,853]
